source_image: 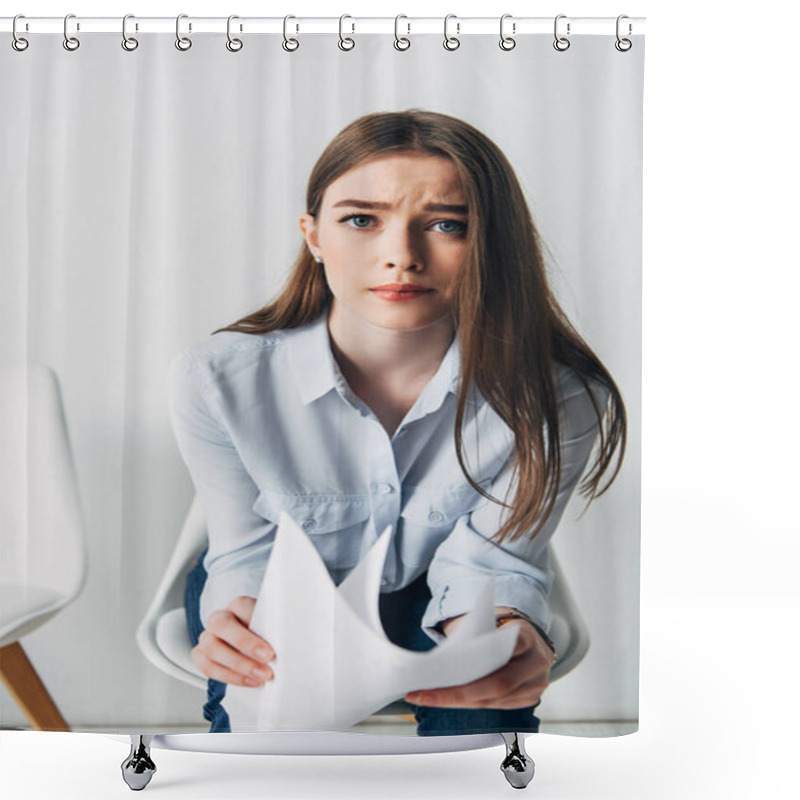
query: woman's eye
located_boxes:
[338,214,374,229]
[432,220,467,235]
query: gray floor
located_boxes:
[2,719,637,738]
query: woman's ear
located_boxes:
[298,213,320,257]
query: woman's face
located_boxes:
[299,152,469,332]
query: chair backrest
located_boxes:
[547,547,591,681]
[0,365,87,605]
[136,495,208,688]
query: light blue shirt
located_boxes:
[169,306,606,641]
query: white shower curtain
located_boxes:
[1,26,642,733]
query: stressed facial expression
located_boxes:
[299,153,469,331]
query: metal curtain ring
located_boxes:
[615,15,632,51]
[122,14,139,51]
[283,15,299,51]
[553,14,570,51]
[499,14,516,51]
[12,14,29,51]
[338,14,355,51]
[226,15,243,51]
[443,14,460,51]
[63,13,80,51]
[175,14,192,51]
[394,15,410,50]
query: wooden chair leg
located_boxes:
[0,641,70,731]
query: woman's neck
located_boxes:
[326,303,455,402]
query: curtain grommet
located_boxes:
[12,14,29,51]
[394,15,411,50]
[443,14,460,51]
[175,14,192,51]
[63,13,80,51]
[499,14,516,51]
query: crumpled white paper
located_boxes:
[224,511,520,731]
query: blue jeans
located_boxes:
[185,549,540,736]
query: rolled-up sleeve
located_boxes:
[421,370,609,643]
[169,350,276,629]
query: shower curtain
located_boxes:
[1,19,643,738]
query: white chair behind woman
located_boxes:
[0,365,87,730]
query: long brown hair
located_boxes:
[216,110,626,544]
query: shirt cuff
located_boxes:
[198,565,267,630]
[420,572,554,644]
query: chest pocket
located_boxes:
[253,491,372,569]
[397,480,494,568]
[400,479,494,528]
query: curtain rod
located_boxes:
[1,16,646,36]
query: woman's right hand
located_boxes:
[191,596,276,687]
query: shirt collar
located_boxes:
[286,309,340,405]
[287,307,462,408]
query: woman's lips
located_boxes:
[370,285,433,301]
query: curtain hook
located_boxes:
[12,14,29,52]
[63,13,80,51]
[338,14,355,51]
[443,14,460,51]
[499,14,516,51]
[615,15,632,51]
[226,15,243,52]
[394,14,410,51]
[553,14,571,52]
[175,14,192,51]
[283,15,299,51]
[122,14,139,51]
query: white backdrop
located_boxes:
[1,0,798,798]
[1,21,641,730]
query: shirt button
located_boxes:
[428,511,444,524]
[302,519,317,531]
[379,483,394,494]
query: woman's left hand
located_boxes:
[404,617,556,710]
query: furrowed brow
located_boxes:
[332,199,468,214]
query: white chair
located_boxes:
[137,495,590,697]
[0,365,87,730]
[136,497,208,691]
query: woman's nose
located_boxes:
[381,224,424,270]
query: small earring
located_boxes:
[314,255,324,264]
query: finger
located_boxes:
[509,621,538,657]
[192,641,273,688]
[196,630,275,684]
[228,595,258,626]
[208,607,275,665]
[407,676,545,710]
[406,652,546,708]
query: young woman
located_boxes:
[170,109,626,736]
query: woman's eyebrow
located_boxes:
[332,199,468,214]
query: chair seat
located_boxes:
[0,584,66,647]
[156,608,205,680]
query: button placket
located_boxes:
[366,424,401,585]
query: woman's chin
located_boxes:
[363,309,452,333]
